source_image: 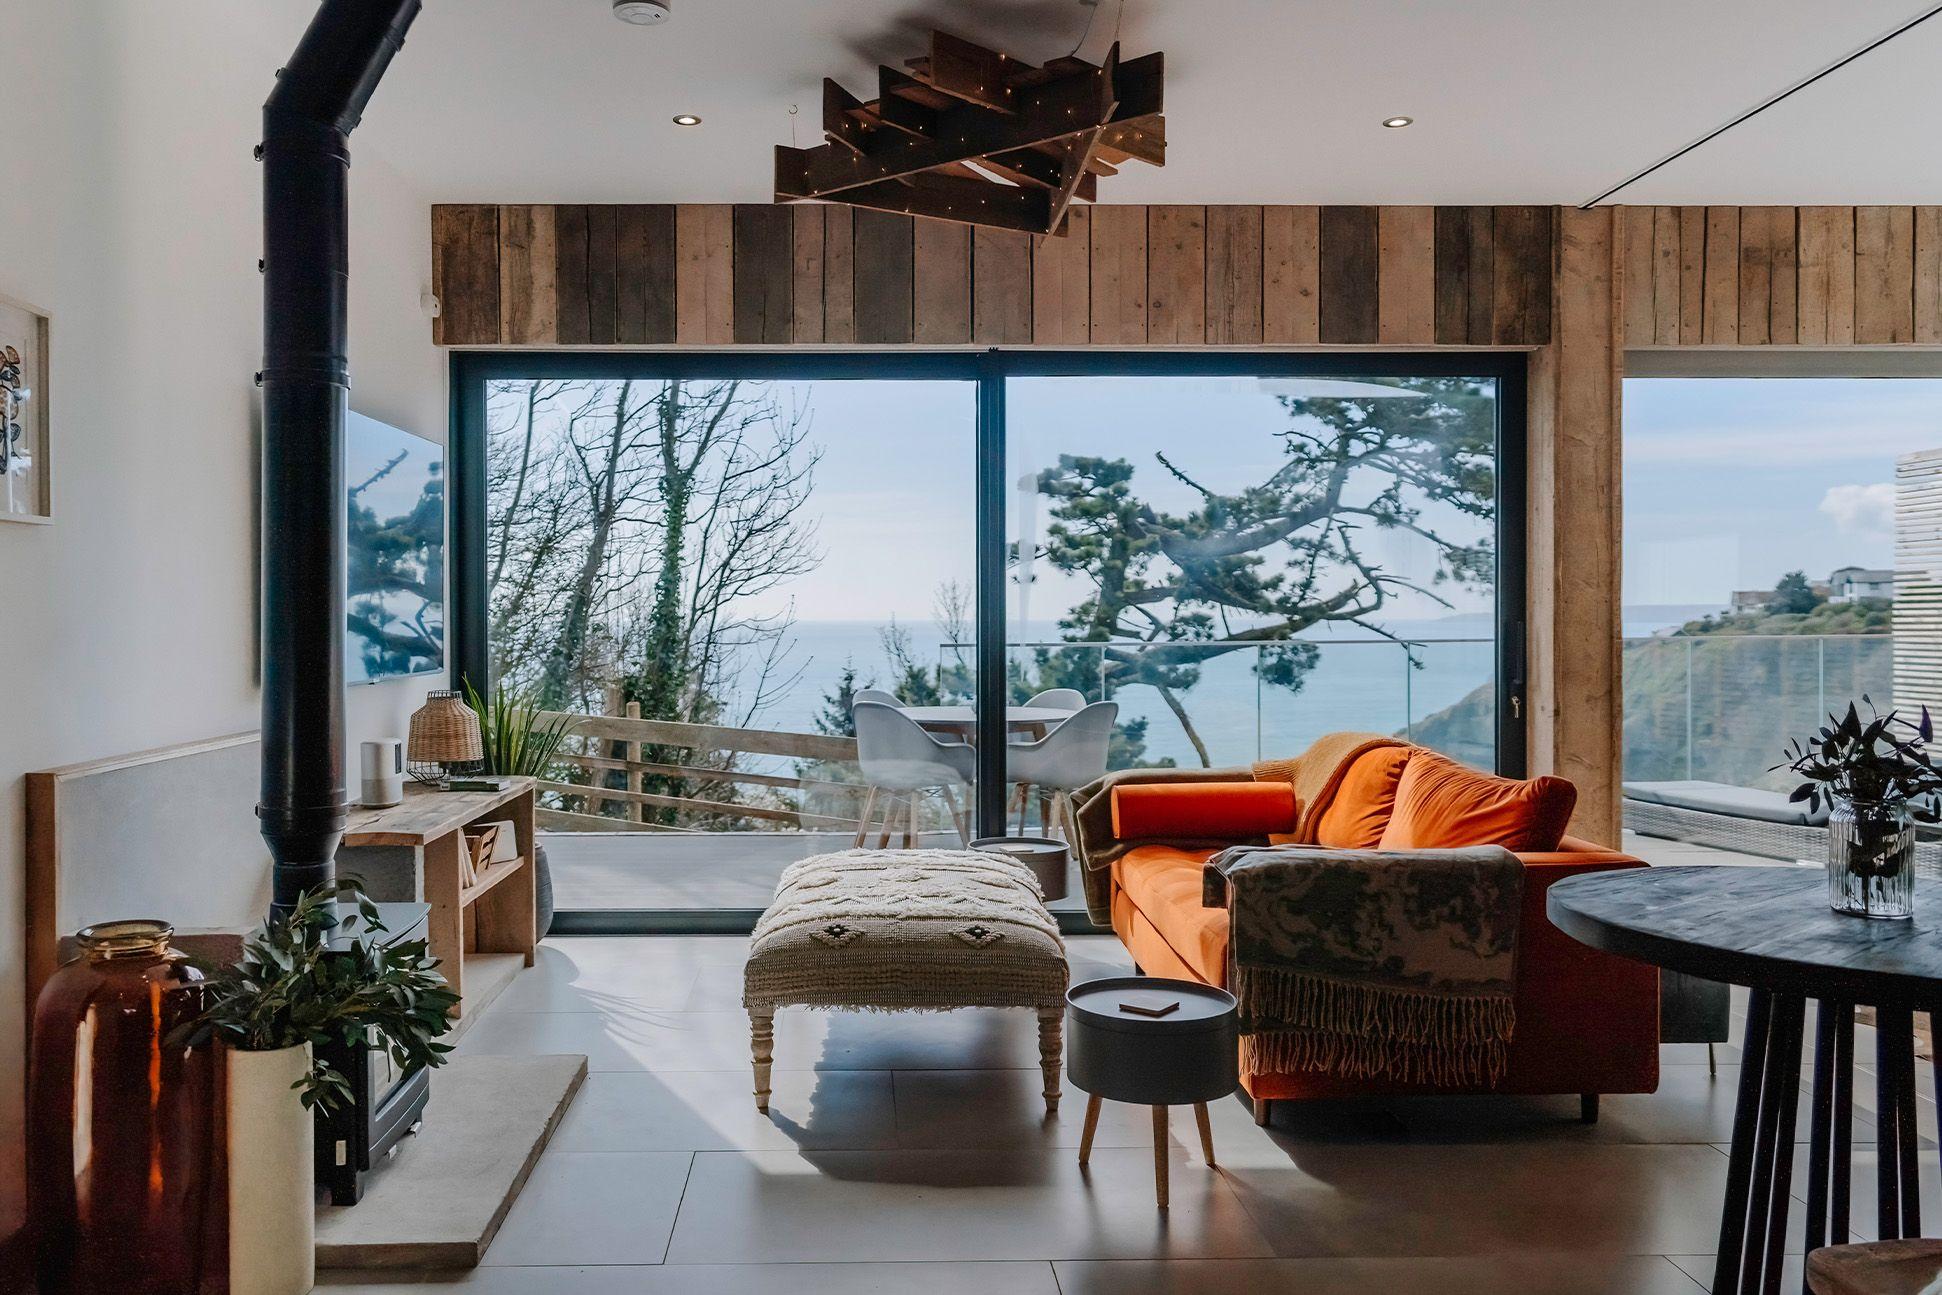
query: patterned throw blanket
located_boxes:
[1204,844,1524,1086]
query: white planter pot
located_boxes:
[228,1043,315,1295]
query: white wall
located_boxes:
[0,2,445,1231]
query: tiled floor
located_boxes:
[317,920,1940,1294]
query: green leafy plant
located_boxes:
[175,880,457,1111]
[1775,696,1942,812]
[464,677,572,778]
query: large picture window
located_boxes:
[450,353,1524,929]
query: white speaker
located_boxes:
[360,738,406,808]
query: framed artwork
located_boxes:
[1,292,50,523]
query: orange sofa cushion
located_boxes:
[1112,845,1232,986]
[1312,745,1414,848]
[1110,782,1298,841]
[1376,751,1577,852]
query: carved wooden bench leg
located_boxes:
[1038,1006,1063,1113]
[749,1010,775,1113]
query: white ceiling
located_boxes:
[349,0,1941,206]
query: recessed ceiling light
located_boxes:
[1382,116,1414,129]
[672,114,702,127]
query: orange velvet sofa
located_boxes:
[1100,745,1660,1121]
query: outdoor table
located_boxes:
[899,705,1074,741]
[1548,865,1942,1295]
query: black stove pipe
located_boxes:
[259,0,421,917]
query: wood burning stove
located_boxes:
[312,900,433,1206]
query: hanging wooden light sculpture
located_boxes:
[775,31,1164,236]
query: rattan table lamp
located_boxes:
[406,689,484,785]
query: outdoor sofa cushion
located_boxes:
[1623,779,1830,827]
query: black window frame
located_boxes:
[448,348,1528,934]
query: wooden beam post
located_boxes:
[1528,206,1623,845]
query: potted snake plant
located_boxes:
[464,679,572,935]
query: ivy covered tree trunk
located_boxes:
[537,380,634,711]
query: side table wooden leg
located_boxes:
[1037,1007,1062,1113]
[1152,1106,1169,1209]
[1078,1094,1102,1165]
[1194,1102,1216,1167]
[749,1010,775,1113]
[1714,989,1773,1295]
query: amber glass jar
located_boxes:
[27,920,226,1294]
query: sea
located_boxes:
[750,607,1708,770]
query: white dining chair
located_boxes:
[851,688,903,709]
[1022,688,1086,713]
[1006,701,1117,842]
[851,700,976,847]
[1010,688,1093,818]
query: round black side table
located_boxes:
[970,835,1069,902]
[1066,976,1239,1208]
[1548,865,1942,1295]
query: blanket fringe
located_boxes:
[1233,964,1514,1087]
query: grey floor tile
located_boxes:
[1777,1142,1942,1242]
[1393,1064,1878,1146]
[324,1261,1060,1293]
[479,1151,693,1267]
[551,1069,898,1152]
[1054,1255,1708,1294]
[1667,1253,1804,1291]
[892,1068,1155,1150]
[1216,1142,1735,1258]
[663,1147,1273,1263]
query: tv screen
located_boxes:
[346,412,445,684]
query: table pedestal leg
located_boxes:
[1873,1003,1923,1242]
[1803,1001,1847,1276]
[1714,989,1810,1295]
[1152,1106,1169,1209]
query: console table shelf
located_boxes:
[340,778,537,1026]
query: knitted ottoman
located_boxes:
[743,848,1069,1113]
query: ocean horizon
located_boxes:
[736,608,1703,770]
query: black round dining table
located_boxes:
[1548,865,1942,1295]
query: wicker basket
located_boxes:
[407,690,484,785]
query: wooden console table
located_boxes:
[340,778,537,1023]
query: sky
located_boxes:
[1623,378,1942,607]
[758,374,1499,630]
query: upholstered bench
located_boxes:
[743,848,1069,1112]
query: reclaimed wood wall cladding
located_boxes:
[1620,206,1942,347]
[431,203,1564,348]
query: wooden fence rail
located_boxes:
[541,710,858,763]
[538,708,864,831]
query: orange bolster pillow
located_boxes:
[1110,782,1299,841]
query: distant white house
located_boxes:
[1828,566,1896,603]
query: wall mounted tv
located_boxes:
[346,411,445,684]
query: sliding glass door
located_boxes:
[450,352,1523,929]
[1004,366,1513,779]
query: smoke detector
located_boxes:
[613,0,671,24]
